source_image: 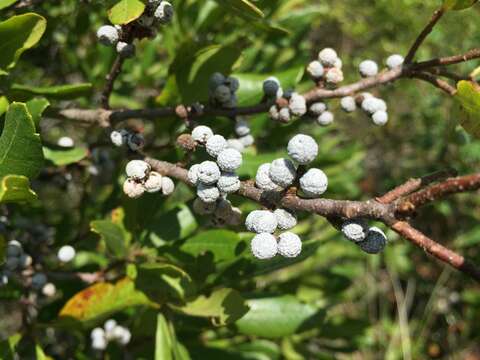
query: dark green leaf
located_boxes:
[10,83,92,100]
[25,97,49,126]
[180,230,245,262]
[91,220,128,258]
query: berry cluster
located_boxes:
[138,0,174,28]
[110,129,145,151]
[91,319,131,351]
[1,240,33,284]
[97,25,136,58]
[209,73,240,108]
[227,117,255,152]
[267,78,307,124]
[341,219,388,254]
[123,160,175,198]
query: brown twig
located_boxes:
[414,48,480,70]
[100,55,126,109]
[404,8,445,64]
[410,71,457,95]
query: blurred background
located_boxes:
[1,0,480,358]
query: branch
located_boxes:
[101,55,126,109]
[414,48,480,70]
[410,71,457,95]
[404,8,445,64]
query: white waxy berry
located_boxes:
[227,139,245,152]
[325,68,344,84]
[263,77,281,97]
[289,93,307,116]
[287,134,318,165]
[144,171,163,193]
[125,160,151,180]
[278,232,302,258]
[255,163,281,191]
[342,220,368,242]
[217,148,243,172]
[358,227,387,254]
[161,177,175,195]
[269,158,296,188]
[269,105,279,121]
[97,25,119,46]
[198,161,221,185]
[92,336,107,350]
[7,240,22,257]
[104,319,117,334]
[274,209,297,230]
[19,254,32,268]
[197,183,220,203]
[127,133,145,151]
[362,97,387,114]
[317,111,334,126]
[154,1,174,24]
[245,210,278,234]
[91,327,105,341]
[214,85,232,104]
[123,178,145,199]
[187,164,200,185]
[372,111,389,126]
[278,107,291,123]
[251,233,278,259]
[361,92,374,99]
[110,130,128,147]
[307,60,324,79]
[386,54,404,69]
[113,326,131,345]
[300,168,328,197]
[235,118,250,137]
[217,172,241,194]
[57,245,76,263]
[0,273,8,286]
[192,198,216,215]
[318,48,338,67]
[57,136,74,148]
[42,283,56,297]
[334,57,343,69]
[340,96,357,112]
[359,60,379,77]
[310,102,327,115]
[191,125,213,144]
[31,273,47,290]
[206,135,228,158]
[116,42,135,57]
[239,134,254,147]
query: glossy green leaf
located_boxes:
[108,0,145,25]
[214,0,264,20]
[10,83,92,100]
[0,103,43,178]
[155,313,173,360]
[91,220,127,258]
[43,147,88,166]
[180,230,245,262]
[0,175,37,203]
[0,0,17,10]
[455,80,480,138]
[59,278,154,323]
[147,205,197,245]
[174,288,249,325]
[25,97,49,126]
[235,296,324,338]
[0,13,46,72]
[443,0,478,10]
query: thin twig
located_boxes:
[411,72,457,95]
[414,48,480,70]
[101,55,126,109]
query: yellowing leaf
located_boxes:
[455,80,480,138]
[108,0,145,25]
[0,175,37,203]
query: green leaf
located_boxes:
[174,288,249,325]
[180,230,245,262]
[235,296,324,338]
[135,263,195,303]
[59,278,154,323]
[43,147,88,166]
[25,97,49,126]
[147,205,197,246]
[155,313,174,360]
[108,0,146,25]
[35,344,48,360]
[0,13,46,72]
[0,103,43,178]
[443,0,478,10]
[10,83,92,100]
[91,220,128,258]
[214,0,264,20]
[0,96,8,117]
[0,175,37,203]
[455,80,480,138]
[0,0,17,10]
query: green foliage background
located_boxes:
[1,0,480,358]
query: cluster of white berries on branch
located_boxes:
[97,25,136,58]
[123,160,175,198]
[91,319,131,351]
[268,80,307,124]
[110,129,145,151]
[209,73,240,108]
[189,125,244,226]
[341,219,388,254]
[138,0,174,28]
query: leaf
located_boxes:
[443,0,478,10]
[235,296,324,338]
[91,220,128,258]
[147,205,197,246]
[213,0,264,20]
[180,230,245,262]
[10,83,92,100]
[43,147,88,166]
[25,98,49,126]
[155,313,173,360]
[174,288,249,325]
[0,0,17,10]
[108,0,145,25]
[59,278,154,323]
[0,97,8,117]
[0,103,43,178]
[0,13,46,72]
[135,263,195,303]
[0,175,37,203]
[455,80,480,138]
